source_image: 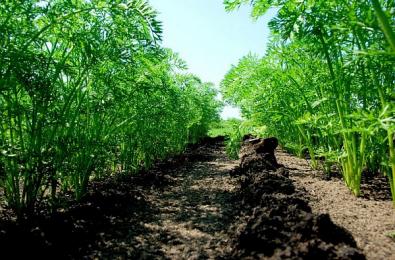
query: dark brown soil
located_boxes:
[315,165,392,201]
[0,136,386,259]
[228,137,365,259]
[276,149,395,260]
[0,138,238,259]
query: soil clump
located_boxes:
[228,136,365,259]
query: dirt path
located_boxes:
[1,139,393,259]
[129,143,239,259]
[82,140,365,259]
[276,150,395,260]
[0,140,240,259]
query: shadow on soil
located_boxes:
[0,176,164,259]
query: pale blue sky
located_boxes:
[149,0,275,119]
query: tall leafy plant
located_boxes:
[0,0,221,217]
[222,0,395,203]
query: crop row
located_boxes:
[222,0,395,204]
[0,0,221,218]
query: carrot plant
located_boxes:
[0,0,221,218]
[222,0,395,203]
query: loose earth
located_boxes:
[0,137,393,259]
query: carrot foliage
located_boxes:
[222,0,395,204]
[0,0,221,217]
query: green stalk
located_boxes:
[371,0,395,207]
[297,125,317,168]
[389,131,395,206]
[371,0,395,51]
[317,26,365,195]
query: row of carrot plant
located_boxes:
[0,0,221,218]
[221,0,395,205]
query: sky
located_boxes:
[148,0,276,119]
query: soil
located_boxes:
[276,150,395,260]
[0,138,238,259]
[0,137,393,259]
[228,137,364,259]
